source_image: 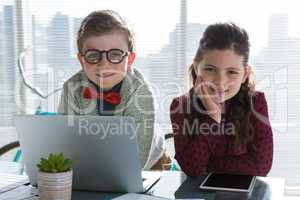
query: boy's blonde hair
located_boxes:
[77,10,134,53]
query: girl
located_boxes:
[170,22,273,177]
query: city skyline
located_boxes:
[1,5,300,128]
[0,5,16,126]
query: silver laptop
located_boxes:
[15,115,161,193]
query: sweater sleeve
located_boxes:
[210,92,273,176]
[170,97,221,177]
[124,83,156,169]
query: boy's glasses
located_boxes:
[81,49,129,64]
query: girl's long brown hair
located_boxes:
[188,22,255,150]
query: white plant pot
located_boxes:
[37,170,73,200]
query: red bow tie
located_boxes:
[83,87,121,106]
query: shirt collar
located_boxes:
[88,79,123,93]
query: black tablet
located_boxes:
[199,173,256,193]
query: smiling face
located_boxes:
[195,49,250,103]
[78,31,135,89]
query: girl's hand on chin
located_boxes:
[194,76,222,123]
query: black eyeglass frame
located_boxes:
[80,48,129,64]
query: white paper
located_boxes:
[112,193,168,200]
[0,173,29,193]
[112,193,205,200]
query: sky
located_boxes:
[3,0,300,56]
[24,0,180,56]
[188,0,300,55]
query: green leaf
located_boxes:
[37,153,72,173]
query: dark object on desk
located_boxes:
[149,171,282,200]
[174,174,216,199]
[213,179,270,200]
[175,174,264,200]
[199,173,256,193]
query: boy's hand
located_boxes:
[194,76,222,123]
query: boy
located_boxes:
[58,10,170,170]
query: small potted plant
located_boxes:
[37,153,73,200]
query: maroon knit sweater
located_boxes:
[170,91,273,177]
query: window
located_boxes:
[23,0,182,129]
[1,0,299,196]
[0,0,19,149]
[0,0,183,154]
[188,0,300,195]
